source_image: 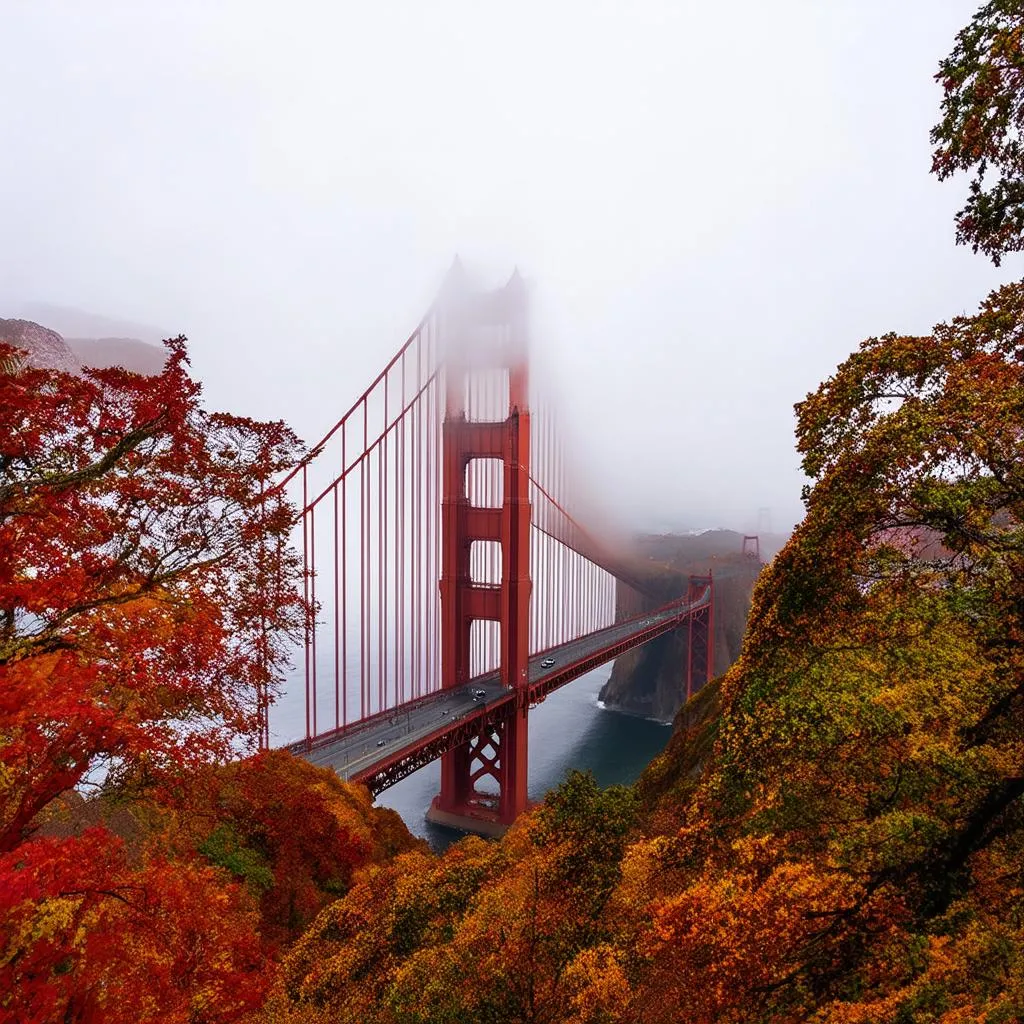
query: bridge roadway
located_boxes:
[288,589,710,794]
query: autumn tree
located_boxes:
[932,0,1024,263]
[1,826,271,1024]
[269,838,507,1024]
[614,169,1024,1024]
[189,750,425,946]
[0,338,306,1021]
[0,337,304,851]
[266,772,638,1024]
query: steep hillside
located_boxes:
[1,317,165,375]
[4,303,166,375]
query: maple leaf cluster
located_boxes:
[932,0,1024,264]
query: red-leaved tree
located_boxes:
[0,337,306,1021]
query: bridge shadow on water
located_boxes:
[374,665,672,852]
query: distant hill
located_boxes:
[0,318,80,373]
[1,304,167,376]
[64,337,166,375]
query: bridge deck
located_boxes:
[288,591,708,794]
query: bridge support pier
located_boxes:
[427,700,530,837]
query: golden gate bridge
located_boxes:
[268,262,719,835]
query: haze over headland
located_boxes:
[2,1,1018,534]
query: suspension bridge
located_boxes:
[270,263,722,836]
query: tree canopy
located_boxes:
[932,0,1024,262]
[0,339,310,1022]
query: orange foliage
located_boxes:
[187,751,424,946]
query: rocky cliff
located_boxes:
[598,530,781,721]
[0,318,81,373]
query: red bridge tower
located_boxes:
[427,269,533,834]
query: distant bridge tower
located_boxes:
[429,267,532,833]
[742,534,761,561]
[685,574,714,700]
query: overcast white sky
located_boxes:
[2,1,1017,534]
